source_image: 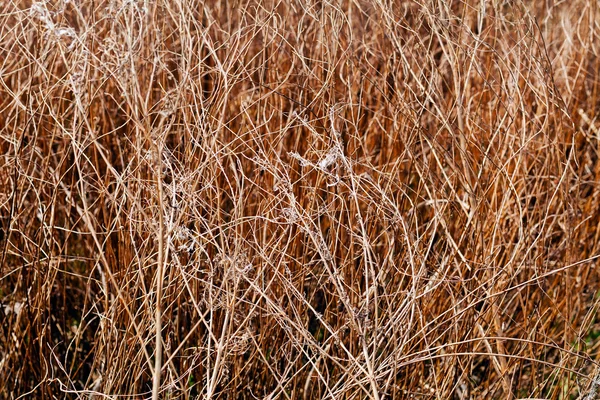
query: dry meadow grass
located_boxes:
[1,0,600,398]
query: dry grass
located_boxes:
[1,0,600,398]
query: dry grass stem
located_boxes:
[2,0,600,398]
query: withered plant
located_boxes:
[1,0,600,398]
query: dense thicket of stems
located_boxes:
[1,0,600,398]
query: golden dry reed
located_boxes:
[1,0,600,399]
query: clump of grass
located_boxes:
[1,0,600,398]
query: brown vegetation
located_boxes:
[1,0,600,398]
